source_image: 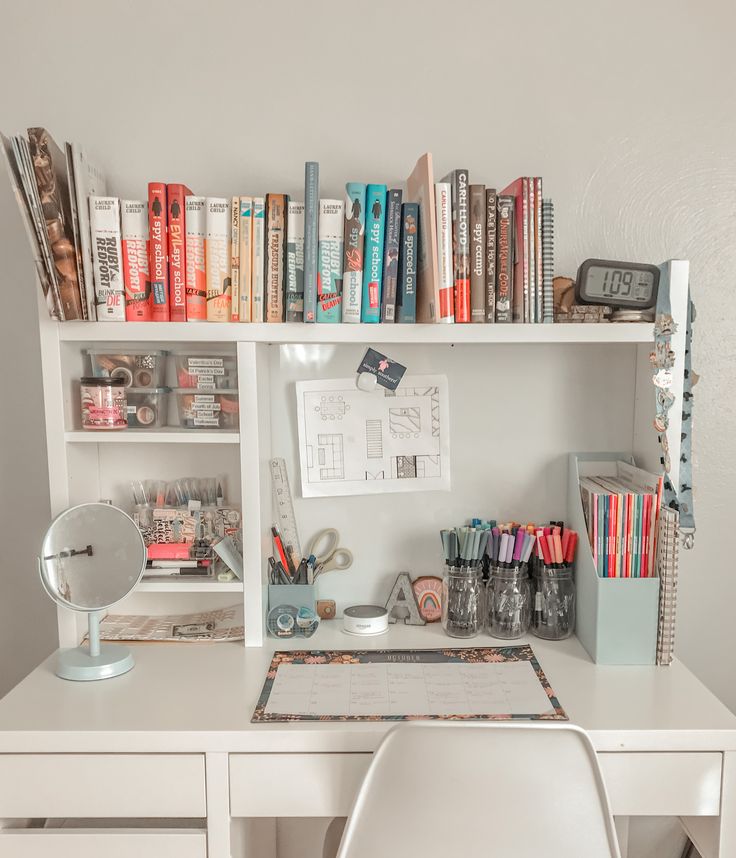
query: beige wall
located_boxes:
[1,1,733,854]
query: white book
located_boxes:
[89,196,124,321]
[185,196,207,321]
[435,182,454,323]
[286,201,304,321]
[71,145,107,321]
[251,197,265,323]
[239,197,253,322]
[205,198,232,323]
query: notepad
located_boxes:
[252,646,566,722]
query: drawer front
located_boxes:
[598,752,722,816]
[0,755,206,818]
[230,751,722,818]
[230,753,371,817]
[0,829,206,858]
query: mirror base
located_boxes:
[55,644,135,681]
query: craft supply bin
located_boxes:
[569,452,660,665]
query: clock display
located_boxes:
[575,259,659,310]
[585,266,655,303]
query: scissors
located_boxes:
[306,528,353,579]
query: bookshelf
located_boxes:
[37,260,690,650]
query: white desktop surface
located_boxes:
[0,624,733,754]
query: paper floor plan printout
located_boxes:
[296,375,450,497]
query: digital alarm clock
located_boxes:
[575,259,660,309]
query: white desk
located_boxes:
[0,625,733,858]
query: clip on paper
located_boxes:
[356,347,407,392]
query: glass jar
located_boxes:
[80,377,127,430]
[441,564,483,638]
[486,565,531,639]
[532,566,576,640]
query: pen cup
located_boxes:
[486,565,531,640]
[532,566,575,641]
[441,564,483,639]
[268,584,316,615]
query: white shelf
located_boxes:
[64,429,240,444]
[57,321,654,344]
[137,580,243,593]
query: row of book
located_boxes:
[2,131,556,324]
[579,461,664,579]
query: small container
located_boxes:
[80,377,127,430]
[126,387,170,428]
[532,566,576,640]
[86,349,167,389]
[441,564,483,639]
[173,354,238,390]
[174,388,239,430]
[486,565,531,640]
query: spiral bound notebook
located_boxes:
[656,507,680,666]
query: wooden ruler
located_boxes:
[270,458,301,559]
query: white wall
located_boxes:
[1,1,733,854]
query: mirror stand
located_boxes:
[56,611,135,682]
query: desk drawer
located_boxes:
[0,829,206,858]
[0,755,206,818]
[230,751,722,818]
[230,754,371,817]
[598,752,722,816]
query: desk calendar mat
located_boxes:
[252,646,567,722]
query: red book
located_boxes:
[148,182,169,321]
[167,183,192,321]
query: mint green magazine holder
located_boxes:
[570,453,660,665]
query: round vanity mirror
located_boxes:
[38,502,146,681]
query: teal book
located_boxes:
[316,199,345,322]
[396,202,418,323]
[361,184,387,322]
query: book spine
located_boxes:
[469,184,486,323]
[341,182,366,323]
[380,189,403,322]
[527,177,535,323]
[303,161,319,322]
[397,202,418,323]
[167,184,189,321]
[205,197,231,322]
[265,193,287,323]
[535,177,544,323]
[453,169,471,322]
[230,196,240,321]
[64,143,87,320]
[434,182,454,323]
[286,201,305,322]
[121,200,151,321]
[541,198,554,323]
[89,196,125,321]
[251,197,265,322]
[238,197,253,322]
[316,199,344,323]
[148,182,169,321]
[495,195,514,323]
[184,196,207,321]
[485,188,497,322]
[514,177,529,323]
[361,184,387,323]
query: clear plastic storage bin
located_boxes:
[86,349,167,388]
[173,354,238,390]
[126,387,170,428]
[174,389,239,430]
